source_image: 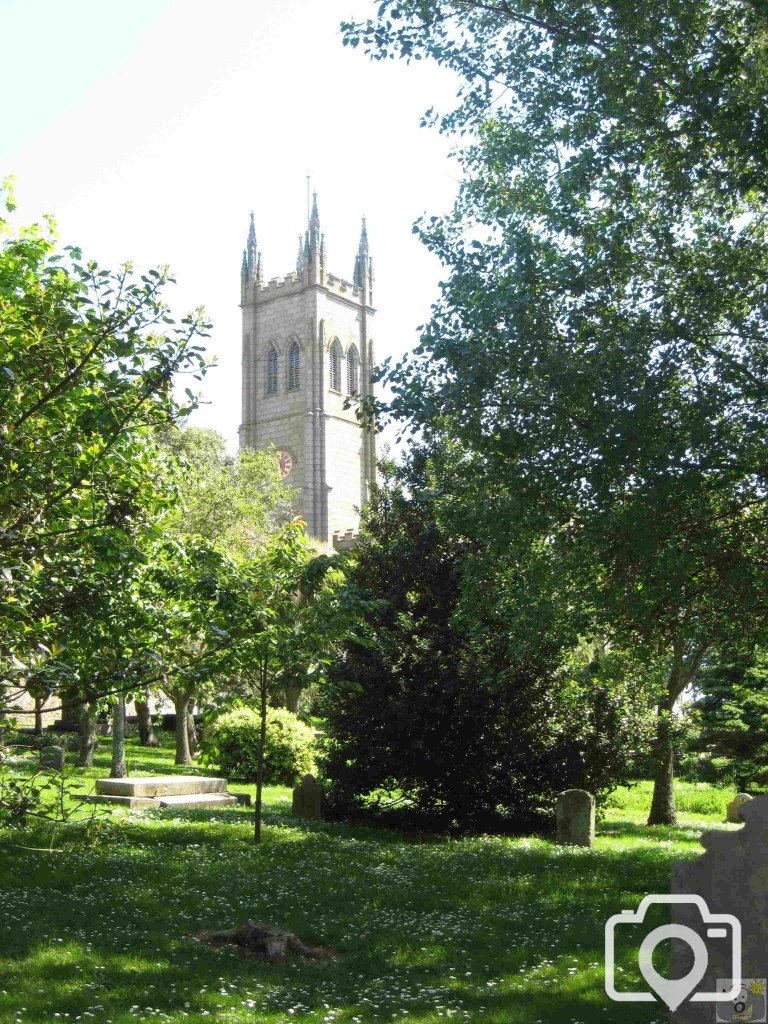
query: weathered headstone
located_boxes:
[292,774,323,820]
[725,792,753,823]
[672,795,768,1023]
[39,745,65,771]
[555,789,595,847]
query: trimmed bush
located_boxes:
[202,706,316,785]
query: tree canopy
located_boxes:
[344,0,768,823]
[159,426,294,560]
[0,182,210,722]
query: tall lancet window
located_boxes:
[266,346,278,396]
[329,340,342,393]
[288,342,300,391]
[347,345,359,395]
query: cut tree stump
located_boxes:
[191,921,328,963]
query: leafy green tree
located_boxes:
[159,426,293,560]
[214,522,352,843]
[344,1,768,824]
[0,181,210,725]
[146,426,296,753]
[137,538,237,766]
[688,651,768,790]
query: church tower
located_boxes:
[238,195,376,546]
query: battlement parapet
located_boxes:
[325,273,359,297]
[332,528,358,553]
[244,267,372,308]
[247,273,303,303]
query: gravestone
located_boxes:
[672,795,768,1022]
[292,774,323,820]
[555,789,595,847]
[39,745,65,771]
[725,792,753,823]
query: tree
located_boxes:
[134,692,160,747]
[216,522,351,844]
[148,426,295,754]
[0,180,210,725]
[137,538,237,766]
[111,694,127,778]
[159,426,293,560]
[687,650,768,790]
[344,1,768,824]
[320,455,656,831]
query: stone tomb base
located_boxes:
[86,775,243,809]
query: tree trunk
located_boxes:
[59,693,80,731]
[186,708,199,756]
[33,696,44,736]
[174,693,193,766]
[647,698,676,825]
[284,685,301,714]
[255,663,268,844]
[135,697,159,747]
[647,644,707,827]
[78,703,97,768]
[110,695,127,778]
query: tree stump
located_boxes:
[192,921,326,963]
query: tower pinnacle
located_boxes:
[243,212,262,288]
[354,216,372,290]
[247,211,257,265]
[308,192,321,263]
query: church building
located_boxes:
[238,195,376,547]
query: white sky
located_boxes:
[1,0,459,450]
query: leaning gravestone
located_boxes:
[39,745,65,771]
[555,789,595,847]
[725,792,753,824]
[672,795,768,1023]
[292,774,323,820]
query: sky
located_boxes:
[1,0,459,450]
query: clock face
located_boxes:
[278,450,294,479]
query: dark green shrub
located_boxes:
[202,706,316,785]
[320,460,655,833]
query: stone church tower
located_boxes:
[238,195,376,546]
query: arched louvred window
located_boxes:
[347,345,359,395]
[266,346,278,396]
[288,341,300,391]
[329,340,342,393]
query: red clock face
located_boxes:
[278,450,294,479]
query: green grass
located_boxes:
[0,737,739,1024]
[606,779,737,818]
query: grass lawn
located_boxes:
[0,736,739,1024]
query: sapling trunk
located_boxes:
[254,661,268,845]
[33,696,44,737]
